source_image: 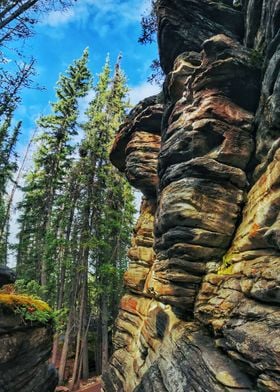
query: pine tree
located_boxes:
[16,52,135,386]
[0,113,21,264]
[16,49,92,291]
[60,56,135,387]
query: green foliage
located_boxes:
[0,113,21,264]
[139,1,157,45]
[16,49,92,293]
[0,287,53,325]
[15,51,136,377]
[218,253,234,275]
[14,305,53,324]
[52,307,69,334]
[138,1,163,85]
[14,279,46,298]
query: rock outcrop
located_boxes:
[0,293,57,391]
[103,1,280,391]
[0,266,16,287]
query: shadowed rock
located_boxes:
[0,310,57,392]
[0,266,16,287]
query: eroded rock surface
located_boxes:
[103,1,280,391]
[110,95,163,198]
[0,310,57,392]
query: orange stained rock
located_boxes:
[185,91,253,126]
[249,223,261,238]
[222,152,280,263]
[120,295,139,313]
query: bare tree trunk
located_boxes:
[58,309,75,385]
[69,267,87,391]
[101,294,108,373]
[0,0,38,30]
[82,338,89,379]
[0,129,36,240]
[95,318,102,375]
[52,190,78,365]
[52,336,59,367]
[58,251,80,385]
[82,280,89,379]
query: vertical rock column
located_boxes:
[109,96,163,297]
[104,96,170,392]
[195,5,280,389]
[146,34,260,312]
[103,1,280,390]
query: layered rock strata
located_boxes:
[0,309,57,392]
[103,1,280,391]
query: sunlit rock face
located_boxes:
[110,95,163,198]
[103,0,280,391]
[195,146,280,391]
[149,34,261,311]
[125,199,156,294]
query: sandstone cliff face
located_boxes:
[103,1,280,391]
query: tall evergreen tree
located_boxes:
[17,49,92,290]
[16,52,135,387]
[0,113,21,264]
[59,56,135,387]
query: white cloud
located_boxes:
[41,8,75,27]
[129,81,161,105]
[41,0,151,28]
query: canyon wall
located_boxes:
[103,1,280,391]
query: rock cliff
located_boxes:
[0,313,57,392]
[0,275,57,392]
[103,1,280,391]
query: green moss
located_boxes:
[0,293,53,324]
[222,253,233,268]
[249,45,265,69]
[217,253,234,275]
[218,264,234,275]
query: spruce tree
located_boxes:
[16,52,135,385]
[60,56,135,387]
[17,49,92,290]
[0,113,21,264]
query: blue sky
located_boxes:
[14,0,160,149]
[7,0,160,264]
